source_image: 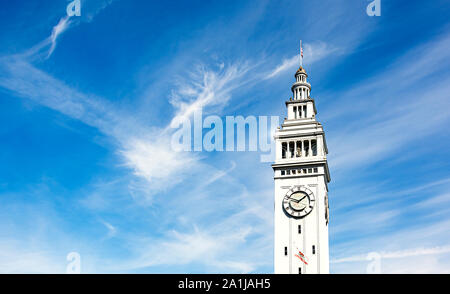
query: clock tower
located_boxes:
[272,51,331,274]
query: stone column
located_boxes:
[277,140,282,159]
[317,135,324,157]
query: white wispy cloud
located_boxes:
[324,32,450,173]
[100,220,117,238]
[169,63,252,125]
[114,184,274,273]
[331,245,450,274]
[324,32,450,273]
[116,61,254,201]
[0,237,65,274]
[47,16,71,58]
[331,245,450,264]
[0,32,269,273]
[27,0,116,58]
[414,192,450,208]
[265,42,339,79]
[330,182,450,273]
[331,222,450,274]
[120,136,201,196]
[0,57,116,130]
[122,226,255,273]
[0,55,205,201]
[265,55,299,79]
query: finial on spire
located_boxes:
[300,40,303,67]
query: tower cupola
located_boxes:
[291,66,311,100]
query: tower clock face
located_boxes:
[283,186,315,218]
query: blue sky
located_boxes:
[0,0,450,273]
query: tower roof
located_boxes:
[295,66,308,76]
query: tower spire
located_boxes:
[300,40,303,67]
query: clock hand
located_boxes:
[292,195,307,203]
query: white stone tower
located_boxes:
[272,54,331,274]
